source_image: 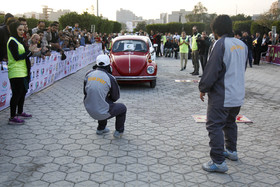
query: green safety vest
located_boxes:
[179,37,189,53]
[191,33,200,51]
[7,37,28,79]
[108,41,112,50]
[162,35,167,45]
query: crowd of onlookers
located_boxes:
[0,13,119,62]
[145,28,277,70]
[233,30,276,67]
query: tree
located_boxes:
[204,13,217,33]
[134,21,147,32]
[231,14,252,22]
[186,2,208,23]
[121,23,127,32]
[268,1,280,20]
[59,12,80,29]
[251,22,271,36]
[183,22,205,35]
[113,21,122,33]
[59,12,121,34]
[233,20,253,34]
[255,1,280,30]
[0,15,4,24]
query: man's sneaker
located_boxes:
[202,161,228,173]
[18,112,32,118]
[223,149,238,161]
[113,131,123,138]
[8,117,25,125]
[96,128,110,135]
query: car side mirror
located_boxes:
[150,47,155,54]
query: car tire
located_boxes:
[150,80,156,88]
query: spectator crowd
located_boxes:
[146,26,276,76]
[0,13,119,63]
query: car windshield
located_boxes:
[112,40,148,52]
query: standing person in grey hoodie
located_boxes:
[84,54,127,138]
[199,15,247,173]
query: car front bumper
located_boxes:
[114,76,157,81]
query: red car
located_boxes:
[109,35,157,88]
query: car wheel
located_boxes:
[150,80,156,88]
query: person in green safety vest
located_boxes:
[107,34,112,51]
[179,31,189,71]
[162,33,167,56]
[190,26,201,75]
[7,21,38,125]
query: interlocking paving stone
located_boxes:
[49,180,74,187]
[41,171,66,183]
[0,58,280,186]
[65,171,90,183]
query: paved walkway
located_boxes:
[0,57,280,186]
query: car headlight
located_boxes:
[147,66,154,74]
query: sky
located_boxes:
[0,0,276,21]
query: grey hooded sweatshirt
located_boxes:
[84,68,120,120]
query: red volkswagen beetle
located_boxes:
[109,35,157,88]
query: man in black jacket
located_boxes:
[155,32,162,57]
[164,38,173,57]
[172,39,179,59]
[253,32,262,65]
[197,31,211,74]
[242,32,253,68]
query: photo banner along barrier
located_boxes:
[0,43,103,112]
[265,45,280,65]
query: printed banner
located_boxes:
[265,45,280,65]
[0,71,11,110]
[192,114,253,123]
[0,43,103,111]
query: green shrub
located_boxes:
[233,20,253,34]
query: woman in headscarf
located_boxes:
[7,21,38,124]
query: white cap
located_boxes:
[96,54,110,66]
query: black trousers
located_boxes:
[98,103,127,133]
[156,44,162,57]
[9,77,27,118]
[174,50,179,59]
[192,50,199,74]
[253,48,261,65]
[199,54,207,72]
[206,105,241,164]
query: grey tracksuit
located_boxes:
[199,35,247,164]
[84,68,126,132]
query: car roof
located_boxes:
[113,35,150,43]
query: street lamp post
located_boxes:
[179,13,182,23]
[97,0,99,17]
[179,13,183,31]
